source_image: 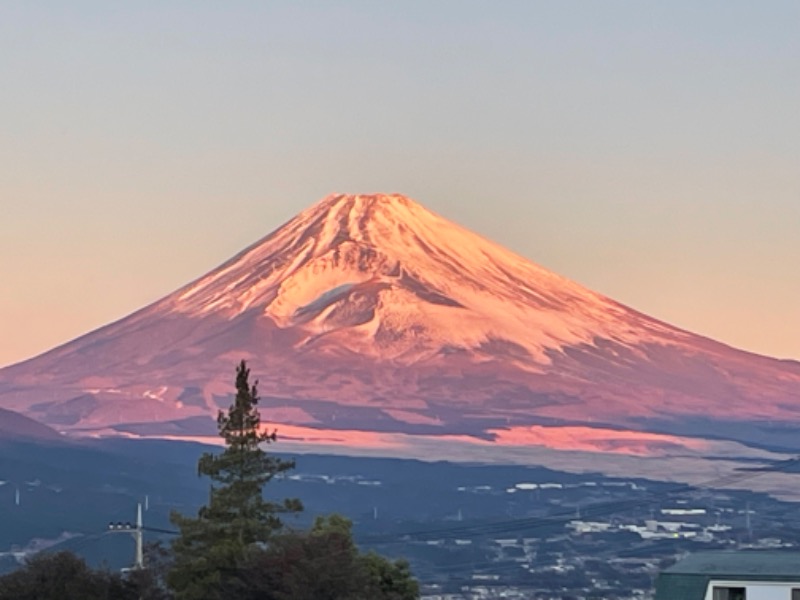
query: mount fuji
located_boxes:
[2,194,799,456]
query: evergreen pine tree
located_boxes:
[168,360,301,600]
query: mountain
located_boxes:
[0,408,63,443]
[1,193,799,450]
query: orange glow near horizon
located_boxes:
[485,425,711,457]
[250,423,712,459]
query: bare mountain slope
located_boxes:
[0,408,63,443]
[1,194,799,445]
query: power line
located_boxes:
[355,456,800,546]
[142,525,179,536]
[15,453,795,587]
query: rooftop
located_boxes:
[663,551,800,578]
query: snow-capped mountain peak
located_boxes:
[163,193,670,364]
[1,193,798,441]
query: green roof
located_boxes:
[654,552,800,600]
[654,573,709,600]
[663,551,800,578]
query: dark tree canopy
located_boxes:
[0,552,136,600]
[168,360,301,600]
[238,515,420,600]
[361,550,420,600]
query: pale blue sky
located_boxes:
[1,1,799,366]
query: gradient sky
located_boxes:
[1,1,798,367]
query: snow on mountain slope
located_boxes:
[1,193,799,447]
[164,193,679,362]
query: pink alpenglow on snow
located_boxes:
[1,193,799,460]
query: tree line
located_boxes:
[0,361,419,600]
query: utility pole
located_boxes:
[108,502,144,570]
[135,502,144,569]
[745,502,752,542]
[2,482,22,506]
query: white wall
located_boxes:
[705,580,800,600]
